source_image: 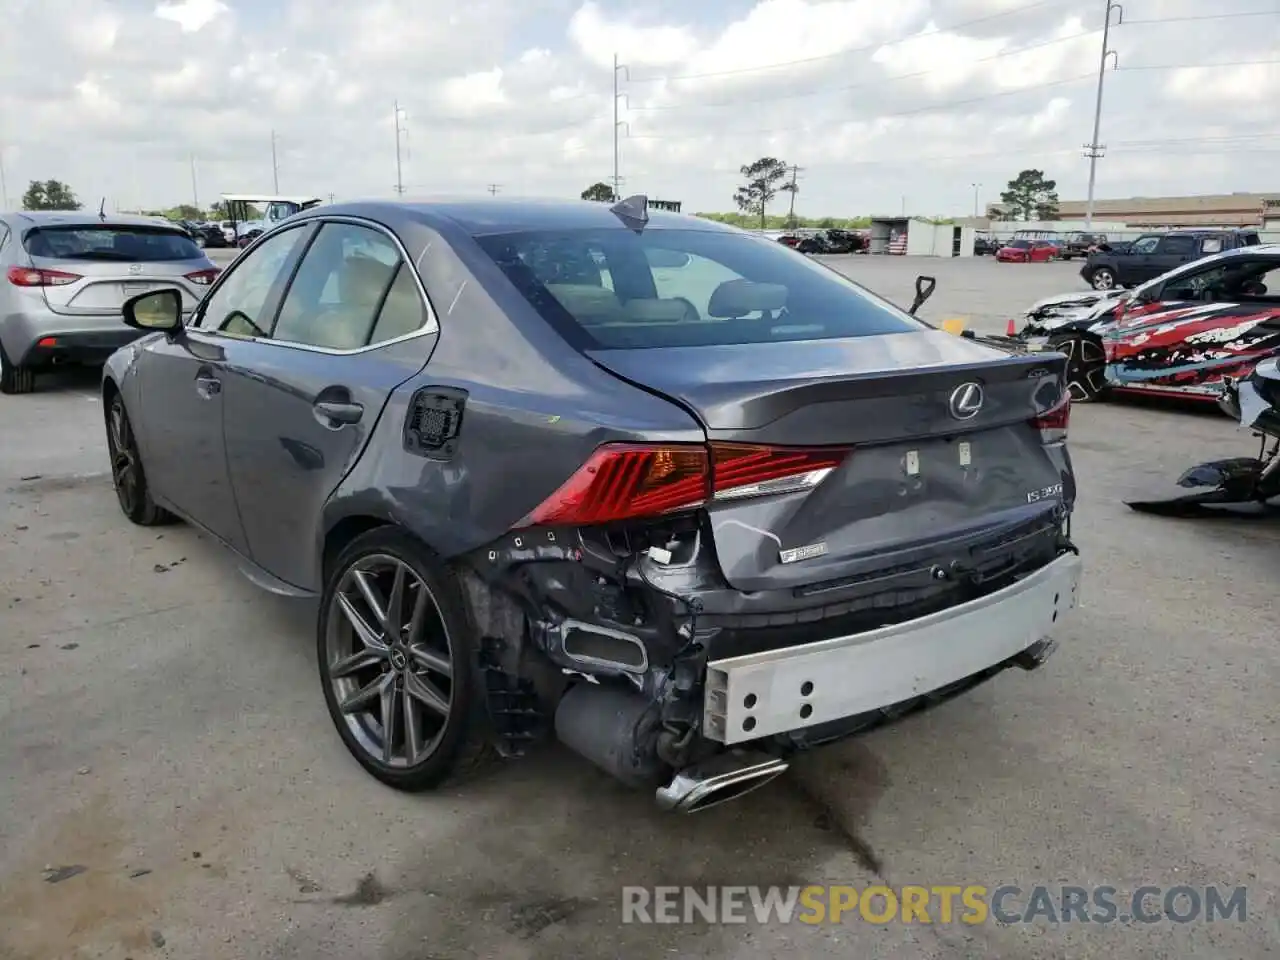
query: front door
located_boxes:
[158,221,317,550]
[217,219,438,590]
[134,330,244,550]
[1117,235,1160,285]
[1145,234,1199,281]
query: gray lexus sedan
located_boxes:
[0,211,220,394]
[102,196,1082,812]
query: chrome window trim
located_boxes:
[193,215,440,356]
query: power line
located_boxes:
[630,29,1099,112]
[1122,11,1280,25]
[624,57,1280,141]
[627,0,1065,83]
[628,72,1095,139]
[487,183,502,195]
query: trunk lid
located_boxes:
[588,330,1071,592]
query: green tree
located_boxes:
[22,179,82,211]
[581,182,615,202]
[999,169,1059,221]
[166,204,203,220]
[733,157,789,229]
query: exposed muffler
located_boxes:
[656,750,790,814]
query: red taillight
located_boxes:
[516,441,852,527]
[7,266,81,287]
[710,442,850,501]
[519,444,710,526]
[1030,395,1070,439]
[185,268,220,285]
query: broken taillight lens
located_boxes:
[1029,395,1070,441]
[517,441,852,527]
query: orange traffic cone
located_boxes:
[1005,318,1017,336]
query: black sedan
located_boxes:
[103,196,1082,811]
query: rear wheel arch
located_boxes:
[322,515,395,584]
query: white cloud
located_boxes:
[155,0,229,33]
[0,0,1275,216]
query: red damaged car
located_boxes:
[996,239,1060,263]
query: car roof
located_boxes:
[1,211,188,231]
[292,196,741,237]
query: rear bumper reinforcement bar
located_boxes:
[702,553,1082,744]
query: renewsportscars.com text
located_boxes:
[621,884,1248,925]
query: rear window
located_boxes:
[472,227,925,349]
[23,227,202,262]
[1009,240,1032,249]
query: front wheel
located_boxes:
[1088,267,1116,290]
[318,527,496,792]
[1047,332,1109,402]
[106,393,175,525]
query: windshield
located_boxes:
[24,226,202,262]
[472,227,927,349]
[1009,240,1032,249]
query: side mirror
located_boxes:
[908,275,937,316]
[123,288,184,334]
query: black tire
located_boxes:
[106,392,176,525]
[1047,332,1109,403]
[1088,267,1116,291]
[0,341,35,395]
[318,527,497,792]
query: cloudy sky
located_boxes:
[1,0,1276,217]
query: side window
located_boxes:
[1241,233,1260,247]
[1129,236,1160,254]
[0,225,9,251]
[1200,236,1223,254]
[1156,236,1197,256]
[271,222,402,350]
[367,263,428,344]
[197,226,307,336]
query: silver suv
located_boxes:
[0,212,219,394]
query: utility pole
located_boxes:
[487,184,501,196]
[190,154,199,210]
[270,129,280,193]
[786,165,803,219]
[612,54,629,200]
[0,146,8,211]
[1083,0,1122,229]
[393,101,407,196]
[971,183,982,218]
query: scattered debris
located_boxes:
[43,865,87,883]
[287,866,323,894]
[61,643,80,651]
[191,851,201,859]
[129,869,152,879]
[19,475,42,482]
[506,897,592,938]
[15,524,28,531]
[77,766,91,775]
[154,564,169,573]
[26,643,39,649]
[331,871,389,907]
[150,930,166,948]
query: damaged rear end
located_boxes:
[461,336,1081,812]
[458,219,1083,812]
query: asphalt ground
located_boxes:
[1,254,1276,960]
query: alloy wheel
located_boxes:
[1091,269,1115,290]
[107,399,141,515]
[323,554,455,769]
[1053,336,1109,402]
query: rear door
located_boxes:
[22,224,212,316]
[216,218,439,589]
[1144,234,1199,281]
[1116,235,1160,284]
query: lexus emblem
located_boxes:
[128,263,142,275]
[949,382,984,420]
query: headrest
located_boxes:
[707,279,787,318]
[545,283,624,323]
[623,299,690,323]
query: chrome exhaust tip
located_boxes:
[655,750,789,814]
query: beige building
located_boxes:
[986,191,1280,227]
